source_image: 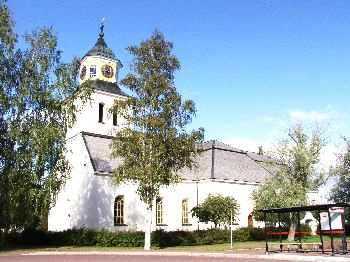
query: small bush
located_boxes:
[233,227,265,242]
[299,224,312,234]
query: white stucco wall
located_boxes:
[48,133,94,231]
[67,90,127,138]
[49,141,261,232]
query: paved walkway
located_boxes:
[22,250,350,262]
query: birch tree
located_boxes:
[0,0,93,231]
[252,124,325,241]
[330,137,350,220]
[110,30,204,250]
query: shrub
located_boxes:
[4,227,266,247]
[233,227,265,242]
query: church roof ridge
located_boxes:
[203,139,247,154]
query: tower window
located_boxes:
[156,198,163,225]
[98,103,104,123]
[114,196,124,225]
[90,65,97,78]
[182,199,189,224]
[113,113,118,126]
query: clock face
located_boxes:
[80,66,86,80]
[101,64,114,78]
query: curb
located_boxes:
[23,251,350,261]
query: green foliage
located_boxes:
[330,137,350,202]
[191,194,239,228]
[110,30,204,207]
[232,227,265,242]
[274,124,325,190]
[0,2,93,231]
[252,175,308,222]
[253,124,325,222]
[4,227,265,247]
[330,137,350,221]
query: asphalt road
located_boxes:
[0,254,291,262]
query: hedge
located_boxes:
[3,227,265,247]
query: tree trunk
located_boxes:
[144,205,153,250]
[287,222,297,242]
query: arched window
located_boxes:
[156,198,163,225]
[98,103,104,123]
[182,199,189,224]
[112,113,117,126]
[114,196,124,225]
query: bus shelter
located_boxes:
[258,203,349,255]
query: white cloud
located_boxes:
[329,124,343,131]
[288,110,331,122]
[261,116,274,123]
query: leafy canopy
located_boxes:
[330,137,350,204]
[191,194,239,228]
[252,124,325,221]
[0,1,93,230]
[110,30,204,207]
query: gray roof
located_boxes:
[82,133,274,183]
[93,80,128,96]
[83,132,122,173]
[181,140,272,183]
[83,24,119,62]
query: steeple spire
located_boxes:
[99,18,105,39]
[96,18,107,48]
[83,19,122,62]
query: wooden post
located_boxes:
[340,211,347,255]
[278,213,282,252]
[264,212,268,254]
[327,209,334,256]
[317,210,324,254]
[297,211,302,251]
[230,210,233,249]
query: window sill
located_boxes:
[182,224,192,226]
[114,224,128,227]
[156,224,168,226]
[98,122,105,124]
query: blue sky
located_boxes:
[8,0,350,158]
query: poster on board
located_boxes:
[320,207,344,231]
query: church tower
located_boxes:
[68,22,127,138]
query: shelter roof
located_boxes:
[258,203,350,213]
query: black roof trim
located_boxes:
[82,131,115,140]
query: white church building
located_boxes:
[48,27,278,232]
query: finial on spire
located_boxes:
[100,17,105,38]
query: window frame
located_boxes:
[90,65,97,78]
[114,195,124,226]
[156,198,164,225]
[98,103,104,123]
[182,199,189,225]
[112,112,118,126]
